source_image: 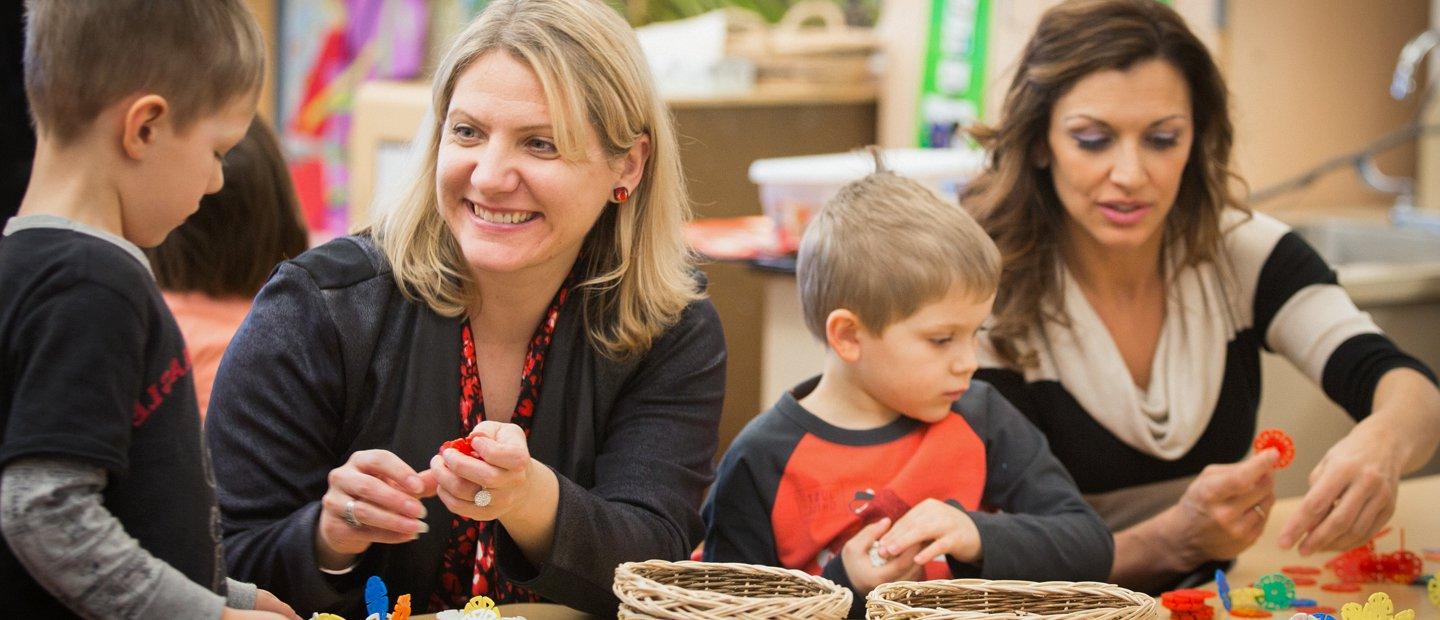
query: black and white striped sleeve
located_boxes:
[1247,221,1436,420]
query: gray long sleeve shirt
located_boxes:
[0,458,256,619]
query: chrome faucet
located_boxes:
[1391,29,1438,102]
[1385,29,1440,233]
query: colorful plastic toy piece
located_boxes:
[1428,576,1438,609]
[1232,586,1264,609]
[1376,550,1423,584]
[1218,569,1234,612]
[439,437,478,458]
[1313,615,1337,620]
[1253,428,1295,468]
[1339,592,1415,620]
[1283,566,1323,576]
[1322,582,1363,592]
[312,615,346,620]
[1291,577,1317,586]
[1161,589,1213,614]
[1292,599,1318,608]
[464,596,498,612]
[1231,608,1272,618]
[1327,539,1379,583]
[364,576,388,619]
[391,593,411,620]
[1257,573,1297,610]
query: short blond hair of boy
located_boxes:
[797,163,1001,340]
[23,0,265,145]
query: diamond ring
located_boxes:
[343,499,362,528]
[473,488,492,508]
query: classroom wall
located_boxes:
[242,0,278,121]
[1424,0,1440,211]
[1226,0,1426,212]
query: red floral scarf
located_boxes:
[431,282,570,610]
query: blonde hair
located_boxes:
[23,0,265,145]
[797,158,1001,340]
[372,0,699,360]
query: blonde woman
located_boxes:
[205,0,726,615]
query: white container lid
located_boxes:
[747,147,986,186]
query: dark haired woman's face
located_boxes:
[1045,58,1192,256]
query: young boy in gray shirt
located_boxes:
[0,2,296,617]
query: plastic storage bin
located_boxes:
[747,147,986,254]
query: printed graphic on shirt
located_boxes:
[771,414,985,578]
[133,350,192,427]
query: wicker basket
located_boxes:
[726,1,877,87]
[613,560,853,620]
[866,579,1158,620]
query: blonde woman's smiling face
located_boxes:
[435,52,625,278]
[1046,58,1194,256]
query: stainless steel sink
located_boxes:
[1292,219,1440,266]
[1286,218,1440,306]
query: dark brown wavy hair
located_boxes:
[147,118,308,298]
[965,0,1247,369]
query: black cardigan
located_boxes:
[206,236,726,617]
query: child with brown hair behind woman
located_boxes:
[146,118,309,420]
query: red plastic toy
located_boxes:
[1252,428,1295,468]
[1323,527,1424,585]
[439,437,478,458]
[1161,589,1216,619]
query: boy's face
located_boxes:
[122,97,254,247]
[851,286,995,424]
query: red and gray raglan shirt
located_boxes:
[703,377,1113,615]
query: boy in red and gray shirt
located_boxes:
[703,164,1112,616]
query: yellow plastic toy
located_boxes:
[1231,586,1263,609]
[312,615,346,620]
[1429,576,1439,609]
[463,595,498,612]
[1339,592,1414,620]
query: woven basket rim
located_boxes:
[615,560,850,606]
[867,578,1157,618]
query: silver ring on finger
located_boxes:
[1251,504,1267,519]
[343,498,362,528]
[473,488,492,508]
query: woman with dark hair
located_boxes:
[146,117,309,419]
[968,0,1440,590]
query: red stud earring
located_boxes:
[612,187,630,203]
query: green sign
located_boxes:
[917,0,988,147]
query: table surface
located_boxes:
[410,602,597,620]
[408,476,1440,619]
[1221,473,1439,617]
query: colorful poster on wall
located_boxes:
[916,0,987,148]
[279,0,429,236]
